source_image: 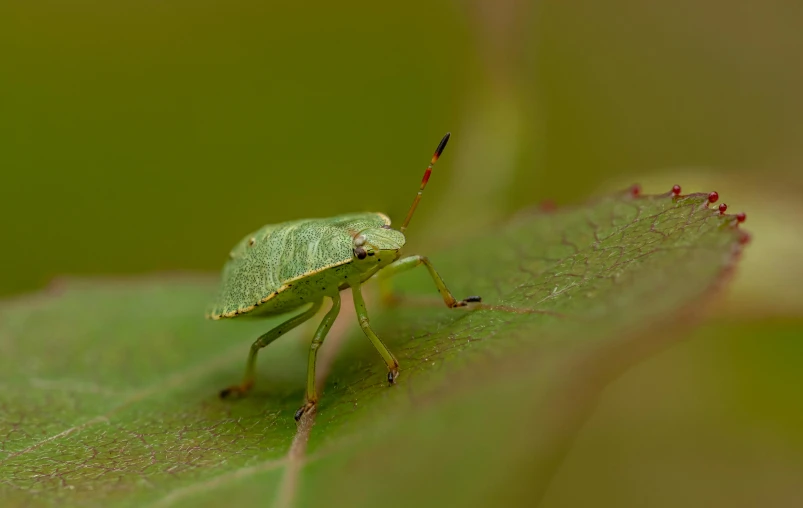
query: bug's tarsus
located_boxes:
[219,381,252,399]
[219,386,243,399]
[449,294,483,308]
[399,132,451,234]
[294,400,316,422]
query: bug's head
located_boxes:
[351,132,451,273]
[351,228,406,269]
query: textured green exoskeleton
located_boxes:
[207,133,480,421]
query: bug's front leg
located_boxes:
[379,255,481,308]
[350,282,400,385]
[294,293,341,422]
[220,300,323,399]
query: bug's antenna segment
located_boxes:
[400,132,450,233]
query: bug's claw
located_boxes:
[451,295,482,308]
[387,368,400,386]
[294,400,317,422]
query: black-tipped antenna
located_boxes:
[399,132,450,233]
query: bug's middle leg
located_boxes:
[350,282,400,385]
[294,293,341,421]
[220,300,323,399]
[379,255,481,308]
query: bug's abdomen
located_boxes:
[245,263,357,317]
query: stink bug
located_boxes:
[207,133,481,421]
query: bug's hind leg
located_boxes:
[220,300,323,399]
[294,293,341,422]
[379,255,481,308]
[350,282,400,385]
[378,276,401,307]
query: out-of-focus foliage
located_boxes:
[1,1,800,295]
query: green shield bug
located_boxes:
[207,133,481,421]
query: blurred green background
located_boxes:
[2,0,802,505]
[3,0,801,297]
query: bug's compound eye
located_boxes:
[354,246,368,260]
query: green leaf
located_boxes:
[0,191,746,507]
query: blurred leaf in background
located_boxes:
[1,1,801,295]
